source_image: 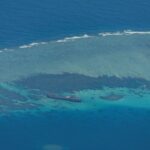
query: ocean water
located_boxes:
[1,0,150,48]
[1,0,150,150]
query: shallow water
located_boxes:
[1,33,150,82]
[0,32,150,149]
[1,33,150,113]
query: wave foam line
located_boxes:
[1,30,150,52]
[19,42,47,49]
[99,30,150,37]
[56,34,92,43]
[0,48,14,53]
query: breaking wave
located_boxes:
[56,34,92,43]
[1,29,150,53]
[19,42,47,49]
[99,30,150,36]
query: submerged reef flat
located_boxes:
[0,84,42,114]
[15,73,150,93]
[47,93,81,103]
[0,86,27,101]
[1,34,150,82]
[1,34,150,114]
[0,73,150,115]
[100,93,124,101]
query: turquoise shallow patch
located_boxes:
[1,81,150,116]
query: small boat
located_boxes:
[47,93,81,103]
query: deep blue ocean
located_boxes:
[1,108,150,150]
[1,0,150,150]
[0,0,150,48]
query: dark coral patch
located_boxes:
[15,73,150,94]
